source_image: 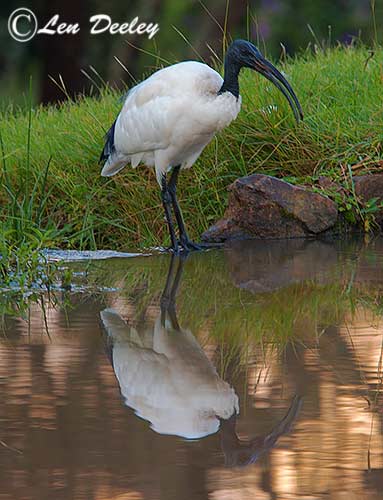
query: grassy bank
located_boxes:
[1,45,383,251]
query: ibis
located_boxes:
[100,39,303,253]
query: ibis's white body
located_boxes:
[101,308,239,439]
[101,61,242,184]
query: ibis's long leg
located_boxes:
[168,166,201,251]
[168,166,187,241]
[161,176,179,253]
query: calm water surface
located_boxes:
[1,238,383,500]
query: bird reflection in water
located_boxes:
[101,255,302,465]
[220,395,302,466]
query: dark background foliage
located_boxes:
[0,0,381,106]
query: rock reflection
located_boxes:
[225,239,341,293]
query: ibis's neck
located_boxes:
[219,59,241,98]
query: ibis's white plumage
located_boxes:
[101,307,239,439]
[101,61,241,184]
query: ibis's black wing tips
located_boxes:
[99,119,117,164]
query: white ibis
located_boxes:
[100,39,303,253]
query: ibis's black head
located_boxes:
[219,39,303,122]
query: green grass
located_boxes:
[0,234,69,319]
[1,45,383,251]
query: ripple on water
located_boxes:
[42,249,152,262]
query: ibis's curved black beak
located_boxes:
[249,52,303,123]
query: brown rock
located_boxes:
[318,176,338,191]
[202,174,338,242]
[317,176,346,197]
[354,174,383,226]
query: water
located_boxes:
[1,237,383,500]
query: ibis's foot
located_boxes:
[179,239,202,252]
[179,237,222,252]
[165,240,222,253]
[198,241,224,249]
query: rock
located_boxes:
[354,174,383,226]
[317,176,346,196]
[202,174,338,242]
[317,176,339,191]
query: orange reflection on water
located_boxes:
[1,239,383,500]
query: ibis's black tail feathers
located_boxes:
[99,119,117,164]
